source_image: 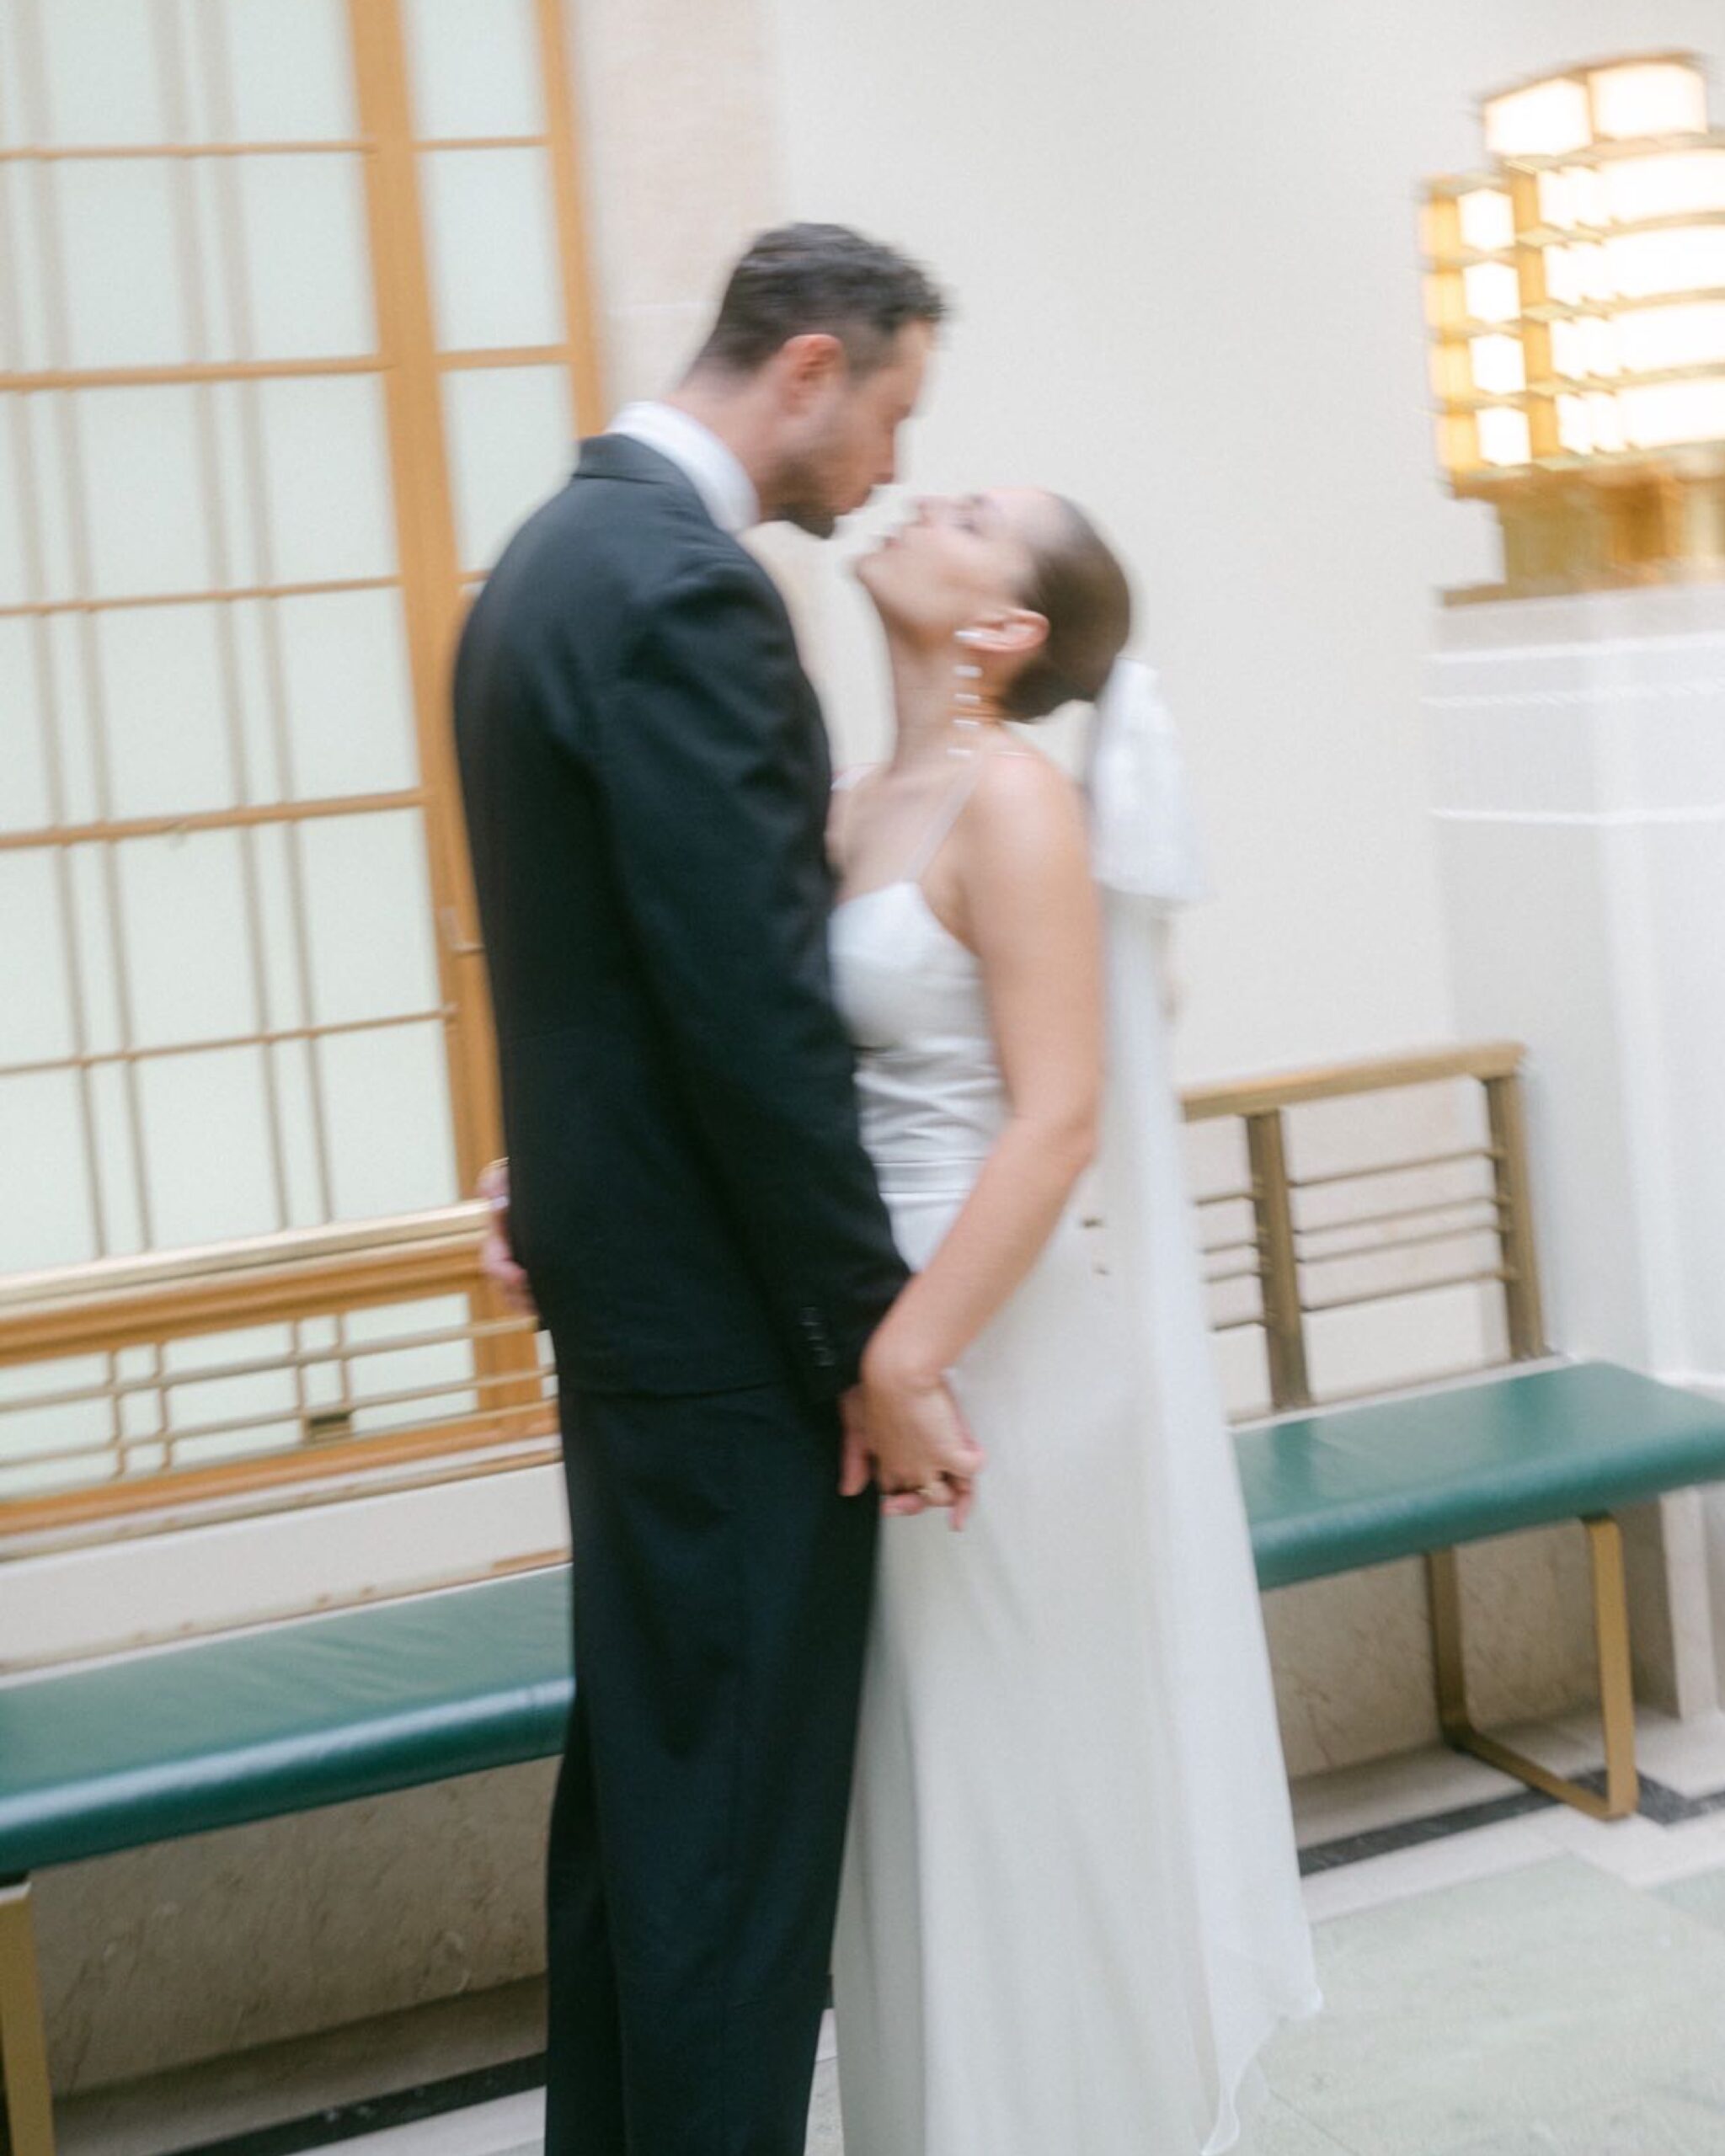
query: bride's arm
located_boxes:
[862,750,1103,1394]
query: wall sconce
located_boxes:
[1425,53,1725,596]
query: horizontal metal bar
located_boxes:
[1180,1043,1524,1123]
[438,343,570,373]
[1304,1267,1512,1315]
[0,787,427,854]
[415,134,550,152]
[1295,1193,1504,1237]
[1204,1261,1266,1287]
[0,1417,559,1542]
[0,573,401,624]
[1192,1187,1254,1209]
[1289,1146,1499,1191]
[0,1312,536,1418]
[0,1006,449,1082]
[1197,1234,1263,1261]
[1,354,382,394]
[1296,1220,1507,1267]
[0,139,375,162]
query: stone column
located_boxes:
[1426,581,1725,1716]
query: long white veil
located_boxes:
[1089,660,1321,2149]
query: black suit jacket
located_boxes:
[453,435,907,1401]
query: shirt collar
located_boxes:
[609,401,761,535]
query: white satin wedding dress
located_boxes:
[828,677,1318,2156]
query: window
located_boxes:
[0,0,601,1538]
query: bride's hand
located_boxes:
[857,1342,985,1531]
[477,1159,537,1318]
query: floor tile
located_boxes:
[1235,2095,1361,2154]
[1635,1711,1725,1802]
[1299,1815,1556,1923]
[1657,1863,1725,1937]
[1262,1857,1725,2156]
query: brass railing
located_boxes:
[0,1043,1546,1540]
[1186,1040,1546,1413]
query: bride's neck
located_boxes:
[884,632,996,771]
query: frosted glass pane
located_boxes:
[346,1293,475,1434]
[208,382,259,586]
[37,0,168,145]
[237,155,375,360]
[136,1046,278,1246]
[88,1058,147,1255]
[78,388,213,597]
[0,623,53,830]
[318,1020,457,1218]
[229,597,285,800]
[297,808,440,1024]
[56,162,190,369]
[0,851,74,1067]
[45,616,99,827]
[97,606,238,819]
[422,147,560,351]
[407,0,540,139]
[115,830,258,1049]
[269,1036,328,1224]
[0,413,29,606]
[67,844,123,1056]
[277,589,416,800]
[251,821,307,1030]
[444,365,572,572]
[0,165,53,374]
[0,1071,98,1271]
[218,0,356,141]
[167,1333,296,1439]
[25,397,77,605]
[256,376,395,583]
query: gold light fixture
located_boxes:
[1425,53,1725,596]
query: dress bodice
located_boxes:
[829,771,1007,1194]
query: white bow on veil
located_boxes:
[1086,659,1320,2151]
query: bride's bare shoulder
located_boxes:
[971,739,1084,830]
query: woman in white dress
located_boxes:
[827,488,1319,2154]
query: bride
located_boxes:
[826,487,1318,2153]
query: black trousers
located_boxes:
[544,1373,878,2156]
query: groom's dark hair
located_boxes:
[692,223,947,379]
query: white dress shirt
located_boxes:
[608,401,761,536]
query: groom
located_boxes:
[453,227,973,2155]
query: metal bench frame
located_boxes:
[1188,1045,1640,1825]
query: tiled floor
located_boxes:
[61,1710,1725,2156]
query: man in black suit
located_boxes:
[453,227,975,2155]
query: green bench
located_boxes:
[7,1361,1725,2152]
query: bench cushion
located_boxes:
[7,1360,1724,1879]
[1242,1360,1725,1592]
[0,1572,574,1878]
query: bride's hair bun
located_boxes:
[1005,499,1132,722]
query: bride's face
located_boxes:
[857,489,1054,648]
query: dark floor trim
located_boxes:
[174,2053,547,2156]
[1298,1768,1725,1874]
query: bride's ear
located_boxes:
[961,609,1048,662]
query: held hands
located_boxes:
[841,1338,985,1532]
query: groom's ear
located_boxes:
[776,331,846,407]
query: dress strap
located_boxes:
[900,755,985,885]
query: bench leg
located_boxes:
[1426,1514,1639,1822]
[0,1879,55,2156]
